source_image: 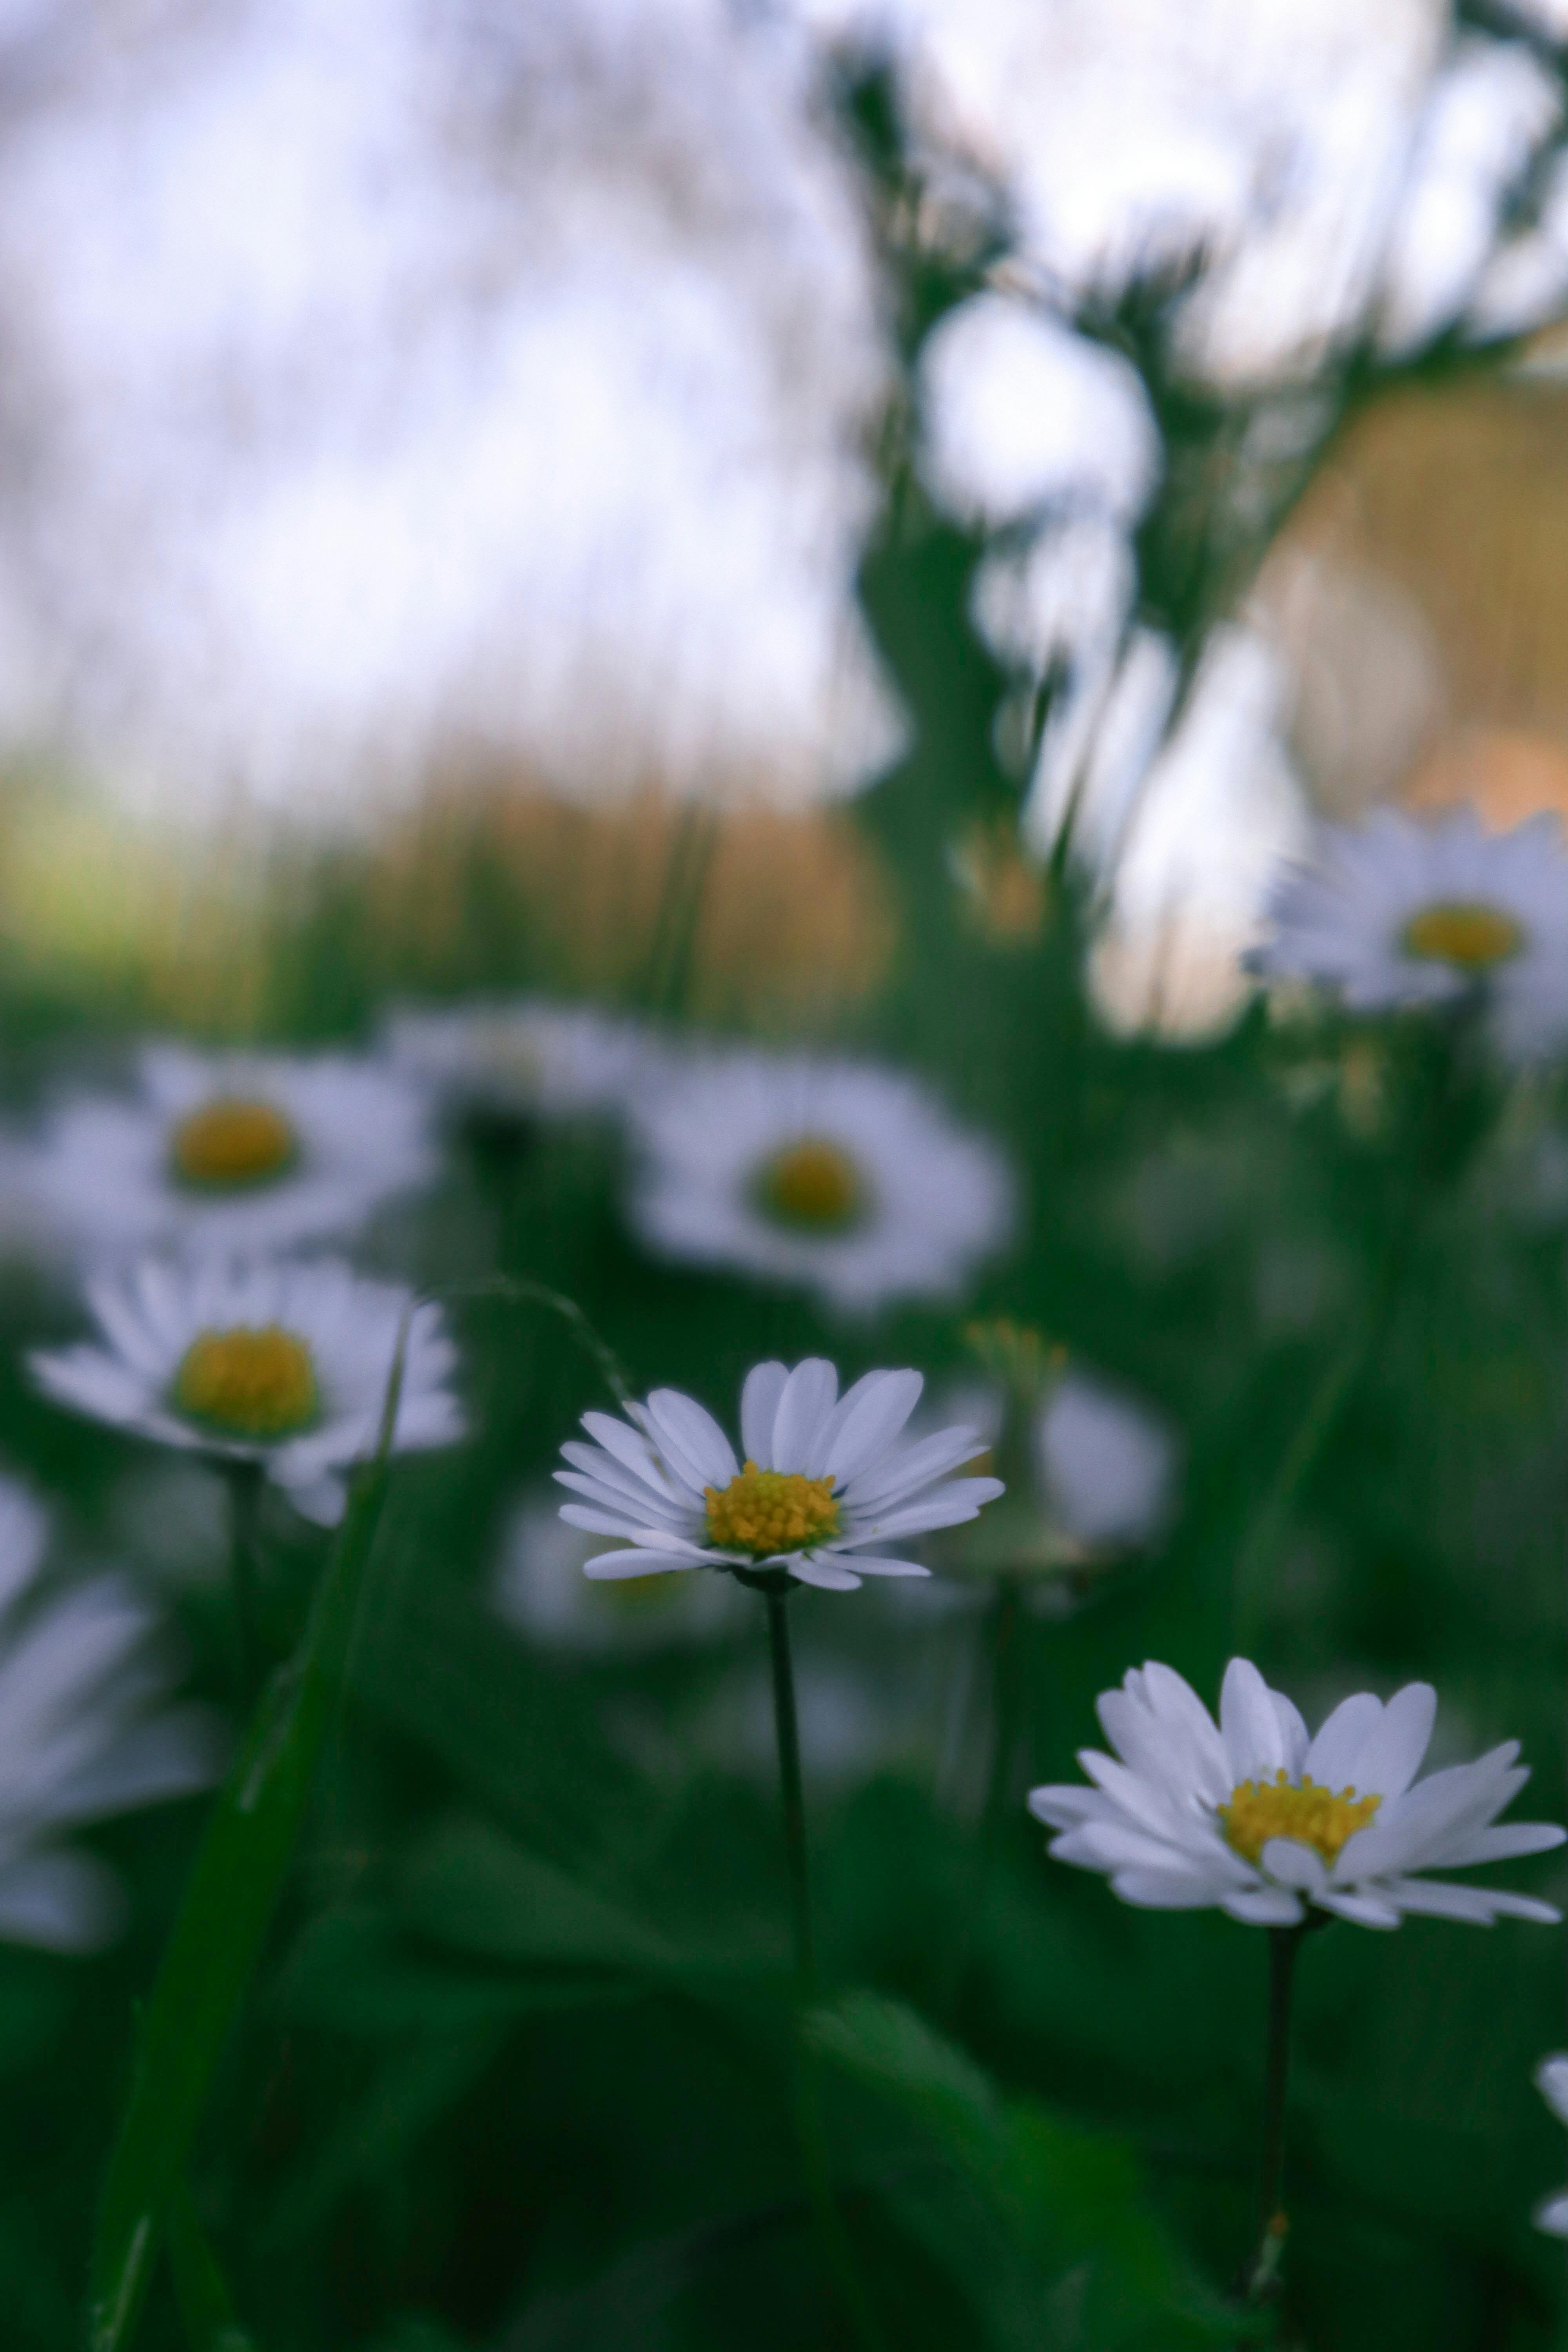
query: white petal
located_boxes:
[1220,1658,1291,1784]
[0,1851,124,1951]
[822,1371,924,1483]
[1111,1867,1234,1910]
[1347,1682,1436,1798]
[769,1360,839,1472]
[788,1555,861,1592]
[642,1390,739,1492]
[1537,2055,1568,2124]
[578,1411,682,1500]
[1270,1692,1310,1775]
[833,1555,929,1578]
[849,1477,1003,1539]
[1221,1887,1304,1927]
[1449,1821,1566,1864]
[583,1550,705,1581]
[840,1425,989,1510]
[1303,1691,1384,1789]
[1314,1888,1403,1929]
[740,1361,789,1464]
[1260,1838,1328,1892]
[1534,2190,1568,2238]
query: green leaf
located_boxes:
[808,1993,1249,2347]
[274,1905,637,2038]
[166,2184,254,2352]
[87,1363,408,2352]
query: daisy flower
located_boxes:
[383,998,659,1137]
[29,1257,463,1525]
[1029,1656,1564,1929]
[623,1047,1014,1314]
[25,1041,437,1256]
[555,1356,1004,1592]
[0,1475,217,1950]
[1533,2056,1568,2236]
[1249,807,1568,1058]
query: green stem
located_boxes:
[221,1459,267,1702]
[1241,1922,1306,2307]
[765,1588,816,2000]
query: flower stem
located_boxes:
[1241,1920,1307,2305]
[765,1587,816,1998]
[221,1459,267,1702]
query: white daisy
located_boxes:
[383,999,659,1134]
[555,1356,1004,1592]
[1249,808,1568,1058]
[29,1256,463,1525]
[624,1048,1015,1314]
[25,1041,437,1256]
[1030,1656,1564,1930]
[0,1474,218,1951]
[1533,2055,1568,2236]
[496,1488,744,1652]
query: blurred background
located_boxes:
[5,6,1568,2351]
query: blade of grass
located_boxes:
[86,1325,410,2352]
[166,2183,255,2352]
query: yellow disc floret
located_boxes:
[704,1461,840,1556]
[173,1325,319,1439]
[1402,900,1523,971]
[1218,1769,1381,1868]
[171,1098,298,1190]
[754,1137,865,1232]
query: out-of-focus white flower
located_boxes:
[1534,2055,1568,2235]
[624,1047,1014,1314]
[1468,149,1568,341]
[918,292,1159,528]
[29,1257,462,1525]
[1375,38,1561,356]
[25,1044,436,1258]
[556,1356,1002,1591]
[497,1489,744,1652]
[1249,806,1568,1058]
[383,999,658,1130]
[0,1474,217,1950]
[1038,1373,1175,1548]
[1031,1657,1564,1929]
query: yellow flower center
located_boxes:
[704,1462,840,1556]
[754,1137,865,1233]
[171,1098,298,1190]
[1402,900,1523,971]
[1218,1769,1381,1869]
[172,1325,319,1439]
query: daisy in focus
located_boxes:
[25,1042,437,1255]
[384,998,659,1142]
[1533,2056,1568,2237]
[624,1047,1014,1313]
[1030,1656,1564,1929]
[0,1475,216,1949]
[29,1257,463,1524]
[1249,808,1568,1058]
[555,1356,1003,1591]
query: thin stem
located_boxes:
[766,1588,816,1999]
[221,1459,267,1702]
[1240,1921,1306,2307]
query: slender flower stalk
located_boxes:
[761,1581,816,1996]
[1239,1919,1314,2305]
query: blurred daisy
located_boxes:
[497,1489,744,1652]
[1534,2056,1568,2236]
[1249,808,1568,1058]
[384,999,659,1142]
[625,1048,1014,1312]
[556,1356,1002,1592]
[29,1257,463,1524]
[1030,1656,1564,1929]
[1038,1372,1176,1550]
[0,1475,217,1950]
[27,1042,436,1256]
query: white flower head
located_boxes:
[383,999,660,1130]
[1534,2055,1568,2237]
[0,1472,218,1950]
[1249,808,1568,1059]
[1030,1656,1565,1931]
[556,1356,1004,1592]
[29,1256,463,1525]
[625,1047,1015,1314]
[26,1042,437,1257]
